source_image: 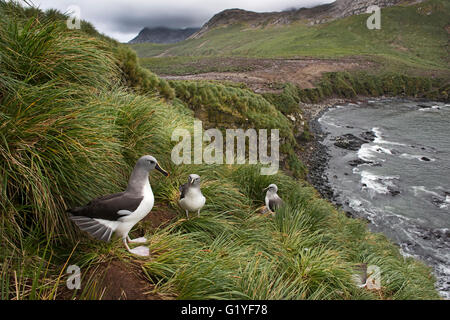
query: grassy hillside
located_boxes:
[0,1,441,300]
[132,0,449,78]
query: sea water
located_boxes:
[318,99,450,298]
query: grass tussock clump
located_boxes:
[113,45,175,100]
[0,1,441,300]
[0,10,126,240]
[169,80,294,143]
[142,166,439,300]
[264,72,448,112]
[312,72,448,102]
[169,80,309,177]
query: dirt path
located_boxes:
[162,58,373,93]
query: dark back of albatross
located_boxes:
[67,155,169,256]
[264,184,284,216]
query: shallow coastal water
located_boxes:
[317,99,450,298]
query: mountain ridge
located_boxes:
[129,26,200,44]
[191,0,424,39]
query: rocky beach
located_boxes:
[304,98,450,298]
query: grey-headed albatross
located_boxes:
[67,155,169,256]
[179,174,206,218]
[264,184,284,214]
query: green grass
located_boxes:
[168,80,309,177]
[139,56,266,76]
[263,72,448,105]
[131,0,449,78]
[0,1,442,300]
[168,80,294,143]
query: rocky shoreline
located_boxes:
[297,98,361,212]
[300,96,448,206]
[298,96,392,218]
[300,97,450,299]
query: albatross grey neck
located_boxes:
[126,164,150,195]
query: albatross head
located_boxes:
[137,155,169,176]
[264,184,278,194]
[188,174,201,187]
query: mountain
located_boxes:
[192,0,423,38]
[129,27,200,44]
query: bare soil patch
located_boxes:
[98,260,160,300]
[162,57,373,93]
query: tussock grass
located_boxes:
[0,10,126,240]
[0,1,441,300]
[139,165,439,299]
[168,81,309,178]
[169,80,294,143]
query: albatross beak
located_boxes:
[155,163,169,177]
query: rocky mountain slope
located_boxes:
[192,0,424,38]
[129,27,200,44]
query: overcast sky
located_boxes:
[29,0,334,42]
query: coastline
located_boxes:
[300,97,450,299]
[297,96,367,215]
[298,95,445,215]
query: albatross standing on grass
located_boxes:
[67,155,169,257]
[179,174,206,218]
[264,184,284,214]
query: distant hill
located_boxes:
[129,0,449,80]
[129,27,200,44]
[192,0,423,39]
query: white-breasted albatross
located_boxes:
[179,174,206,218]
[67,155,169,256]
[264,184,284,214]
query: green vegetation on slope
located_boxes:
[132,0,449,76]
[168,81,294,144]
[0,1,440,300]
[263,71,449,106]
[168,80,308,177]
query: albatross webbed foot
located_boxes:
[123,238,150,257]
[127,236,148,244]
[129,246,150,257]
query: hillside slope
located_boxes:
[0,1,441,300]
[131,0,449,80]
[191,0,422,39]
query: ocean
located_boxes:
[317,98,450,298]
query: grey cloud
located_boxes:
[32,0,334,42]
[113,13,206,33]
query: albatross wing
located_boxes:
[179,183,189,200]
[268,197,284,212]
[67,192,144,242]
